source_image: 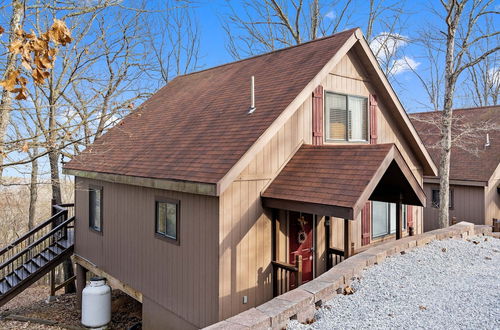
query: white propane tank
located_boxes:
[82,276,111,329]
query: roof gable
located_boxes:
[64,27,437,196]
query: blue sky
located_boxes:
[182,0,450,113]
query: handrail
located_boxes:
[0,216,75,273]
[53,203,74,212]
[0,209,67,257]
[272,254,302,297]
[271,260,298,272]
[327,247,345,257]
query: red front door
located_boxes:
[289,212,314,288]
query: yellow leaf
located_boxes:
[48,19,72,46]
[0,70,20,91]
[12,87,27,100]
[31,68,49,85]
[8,39,23,54]
[21,58,31,70]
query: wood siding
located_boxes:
[324,49,424,248]
[74,177,219,328]
[218,48,425,320]
[485,164,500,226]
[219,101,312,320]
[423,183,485,231]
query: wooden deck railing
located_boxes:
[272,254,302,297]
[0,204,74,282]
[0,216,75,279]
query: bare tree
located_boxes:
[427,0,498,228]
[222,0,354,59]
[0,0,24,183]
[464,18,499,106]
[144,0,201,87]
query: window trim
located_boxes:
[154,197,180,245]
[324,91,369,143]
[431,188,454,209]
[371,202,408,239]
[88,185,103,234]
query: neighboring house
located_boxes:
[411,106,500,232]
[63,28,437,329]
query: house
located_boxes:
[411,106,500,231]
[63,28,437,329]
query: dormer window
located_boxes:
[325,92,368,142]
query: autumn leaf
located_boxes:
[8,39,23,54]
[21,142,29,152]
[0,26,4,34]
[1,18,71,95]
[32,67,50,84]
[48,19,72,45]
[0,70,20,91]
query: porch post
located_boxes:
[271,209,278,297]
[344,219,350,259]
[396,196,403,240]
[325,216,331,269]
[76,263,87,309]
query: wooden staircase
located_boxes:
[0,204,75,307]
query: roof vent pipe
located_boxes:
[485,133,490,148]
[248,76,256,114]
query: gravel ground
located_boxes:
[289,236,500,330]
[0,285,141,329]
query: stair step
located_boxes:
[41,250,56,261]
[23,261,38,273]
[55,241,67,250]
[49,245,63,255]
[0,279,10,294]
[14,267,31,281]
[5,274,19,288]
[32,256,47,267]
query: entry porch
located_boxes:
[261,143,426,296]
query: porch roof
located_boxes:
[261,143,426,220]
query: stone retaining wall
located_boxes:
[205,222,491,330]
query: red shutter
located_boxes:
[407,205,413,228]
[361,202,371,246]
[312,86,324,145]
[369,94,378,144]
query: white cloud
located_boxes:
[325,10,336,20]
[390,56,420,75]
[369,32,408,62]
[488,67,499,88]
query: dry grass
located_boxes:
[0,284,142,329]
[0,178,74,248]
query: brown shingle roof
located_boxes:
[411,106,500,183]
[262,143,426,219]
[64,29,356,184]
[262,144,392,207]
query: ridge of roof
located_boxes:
[177,28,359,78]
[411,105,499,115]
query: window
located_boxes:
[431,189,454,209]
[325,92,368,142]
[372,201,408,238]
[89,186,102,232]
[155,199,179,242]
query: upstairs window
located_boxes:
[325,92,368,142]
[155,199,179,242]
[89,186,103,232]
